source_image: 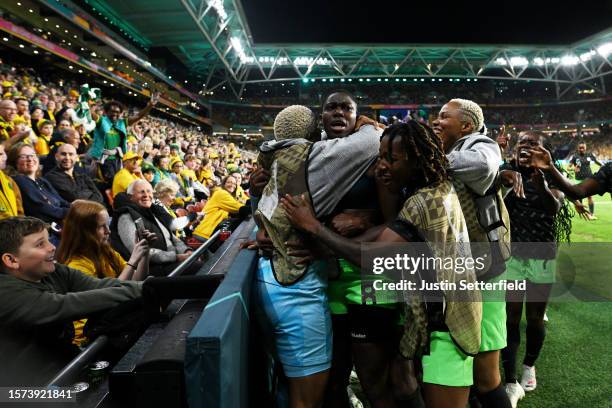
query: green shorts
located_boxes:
[480,299,507,352]
[479,273,508,352]
[504,256,556,284]
[328,259,398,315]
[422,331,474,387]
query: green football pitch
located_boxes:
[518,192,612,408]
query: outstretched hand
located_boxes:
[573,201,593,221]
[240,227,274,252]
[150,91,161,106]
[520,145,554,171]
[280,194,320,234]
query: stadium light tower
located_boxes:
[174,0,612,100]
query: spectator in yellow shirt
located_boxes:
[0,143,24,220]
[182,154,198,181]
[197,158,214,186]
[231,171,249,204]
[193,175,245,240]
[111,151,142,198]
[13,97,31,128]
[34,120,54,156]
[57,199,151,280]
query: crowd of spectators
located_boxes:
[0,58,262,384]
[213,79,610,106]
[210,80,610,130]
[0,51,610,386]
[212,98,610,131]
[0,58,257,269]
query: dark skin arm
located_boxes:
[248,167,271,197]
[530,169,564,216]
[593,154,603,167]
[281,194,405,266]
[330,212,371,237]
[521,145,601,199]
[499,169,525,199]
[127,92,159,126]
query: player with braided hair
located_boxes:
[281,121,482,408]
[386,119,449,187]
[498,131,572,407]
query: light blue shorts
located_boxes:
[253,257,332,378]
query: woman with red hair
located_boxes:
[56,199,151,280]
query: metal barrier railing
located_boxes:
[168,230,221,278]
[45,229,224,388]
[46,335,109,387]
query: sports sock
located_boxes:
[477,384,512,408]
[468,386,482,408]
[589,202,595,215]
[524,323,546,367]
[501,322,520,384]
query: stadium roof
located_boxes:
[45,0,612,99]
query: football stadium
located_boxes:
[0,0,610,407]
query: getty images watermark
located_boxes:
[355,242,612,303]
[371,251,525,292]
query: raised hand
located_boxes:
[249,167,271,197]
[150,91,161,106]
[520,145,553,171]
[496,125,509,151]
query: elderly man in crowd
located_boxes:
[44,143,103,203]
[111,179,201,277]
[0,99,31,146]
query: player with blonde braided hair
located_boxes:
[434,99,513,408]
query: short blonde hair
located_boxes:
[449,98,485,133]
[273,105,317,141]
[154,178,179,198]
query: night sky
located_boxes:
[242,0,612,45]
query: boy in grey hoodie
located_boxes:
[0,216,143,386]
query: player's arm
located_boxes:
[127,92,159,126]
[522,146,602,199]
[568,155,576,170]
[281,194,405,267]
[592,154,603,167]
